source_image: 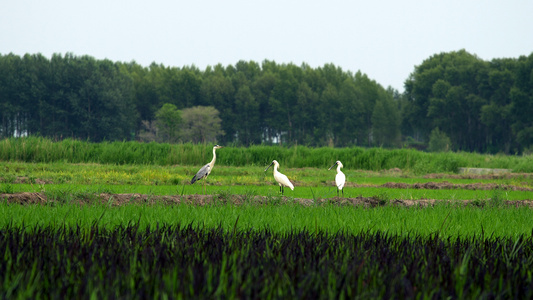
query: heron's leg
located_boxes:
[203,176,208,194]
[341,189,344,197]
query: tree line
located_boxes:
[0,50,532,153]
[403,50,533,154]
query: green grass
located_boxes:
[1,202,532,238]
[2,160,533,187]
[2,182,532,202]
[2,137,533,172]
[1,156,531,239]
[2,139,533,298]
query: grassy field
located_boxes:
[2,140,533,298]
[1,158,533,203]
[1,160,533,239]
[2,136,533,172]
[2,182,533,203]
[3,160,533,186]
[2,201,533,238]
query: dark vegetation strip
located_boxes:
[1,224,533,299]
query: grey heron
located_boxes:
[328,160,346,197]
[191,145,224,189]
[265,160,294,195]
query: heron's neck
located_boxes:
[273,164,279,173]
[209,148,217,167]
[337,165,342,173]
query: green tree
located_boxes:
[510,87,533,149]
[181,106,224,143]
[154,103,182,143]
[509,54,533,152]
[354,71,379,146]
[253,69,278,144]
[268,64,300,144]
[371,96,401,147]
[294,82,319,145]
[69,57,137,141]
[318,83,339,146]
[338,78,365,146]
[0,54,22,137]
[428,127,451,152]
[7,51,533,152]
[200,69,235,144]
[175,67,202,108]
[119,62,160,136]
[234,84,260,145]
[404,50,489,151]
[38,53,72,138]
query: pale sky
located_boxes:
[2,0,532,92]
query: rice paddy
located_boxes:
[1,138,533,298]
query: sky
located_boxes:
[2,0,532,92]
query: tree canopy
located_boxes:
[1,50,532,153]
[403,50,533,153]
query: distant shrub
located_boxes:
[428,128,452,152]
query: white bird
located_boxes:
[329,160,346,197]
[191,145,224,186]
[265,160,294,195]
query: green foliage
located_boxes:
[428,127,452,152]
[2,221,533,298]
[371,96,401,147]
[3,182,532,203]
[488,187,505,208]
[180,106,224,143]
[0,53,399,148]
[2,202,533,237]
[0,183,14,193]
[404,50,533,153]
[0,53,137,142]
[154,103,182,143]
[3,51,533,153]
[3,159,533,203]
[2,137,533,173]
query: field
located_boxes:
[1,138,533,298]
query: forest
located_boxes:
[0,50,532,153]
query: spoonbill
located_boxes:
[191,145,224,190]
[265,160,294,195]
[328,160,346,197]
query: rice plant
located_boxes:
[1,223,533,299]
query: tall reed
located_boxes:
[1,137,532,173]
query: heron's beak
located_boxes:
[328,162,337,170]
[264,162,274,172]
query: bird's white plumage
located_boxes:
[335,170,346,191]
[329,160,345,196]
[265,160,294,192]
[274,170,294,190]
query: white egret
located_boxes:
[264,160,294,195]
[191,145,224,190]
[328,160,346,197]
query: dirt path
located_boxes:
[347,181,533,191]
[2,192,533,208]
